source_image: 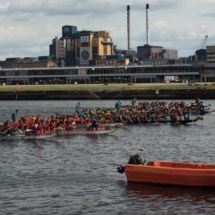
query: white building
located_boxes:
[162,49,178,59]
[206,45,215,64]
[50,37,73,61]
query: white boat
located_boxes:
[105,123,123,128]
[0,133,56,141]
[55,126,120,136]
[0,123,121,141]
[0,129,57,141]
[76,122,123,129]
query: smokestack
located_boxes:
[127,5,130,50]
[146,4,149,45]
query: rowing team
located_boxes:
[0,115,109,136]
[119,99,212,115]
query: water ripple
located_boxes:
[0,100,215,214]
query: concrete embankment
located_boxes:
[0,83,215,100]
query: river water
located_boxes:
[0,100,215,215]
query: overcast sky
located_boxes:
[0,0,215,60]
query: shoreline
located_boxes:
[0,83,215,100]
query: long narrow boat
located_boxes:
[55,126,120,136]
[168,115,203,124]
[117,154,215,187]
[0,124,121,141]
[76,122,123,129]
[0,133,56,141]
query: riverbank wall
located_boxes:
[0,88,215,100]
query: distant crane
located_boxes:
[200,35,208,49]
[193,35,208,63]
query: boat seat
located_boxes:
[147,161,161,166]
[146,161,154,166]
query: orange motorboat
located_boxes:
[117,154,215,187]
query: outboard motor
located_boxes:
[128,154,144,165]
[117,165,125,174]
[117,154,145,174]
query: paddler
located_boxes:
[115,100,122,110]
[11,110,18,122]
[132,97,137,105]
[91,117,98,130]
[79,111,85,124]
[75,102,81,113]
[183,108,190,120]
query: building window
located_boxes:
[0,71,6,76]
[77,48,80,58]
[92,46,98,54]
[104,45,107,55]
[82,43,89,47]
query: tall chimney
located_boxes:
[127,5,130,50]
[146,4,149,45]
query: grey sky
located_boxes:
[0,0,215,60]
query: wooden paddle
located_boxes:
[0,126,13,137]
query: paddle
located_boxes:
[193,115,203,122]
[0,126,14,137]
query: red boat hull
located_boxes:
[125,161,215,186]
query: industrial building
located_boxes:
[1,4,215,86]
[0,64,213,86]
[49,26,116,67]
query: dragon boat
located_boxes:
[158,115,203,124]
[55,124,121,136]
[122,115,203,125]
[0,130,57,141]
[117,154,215,187]
[0,123,122,141]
